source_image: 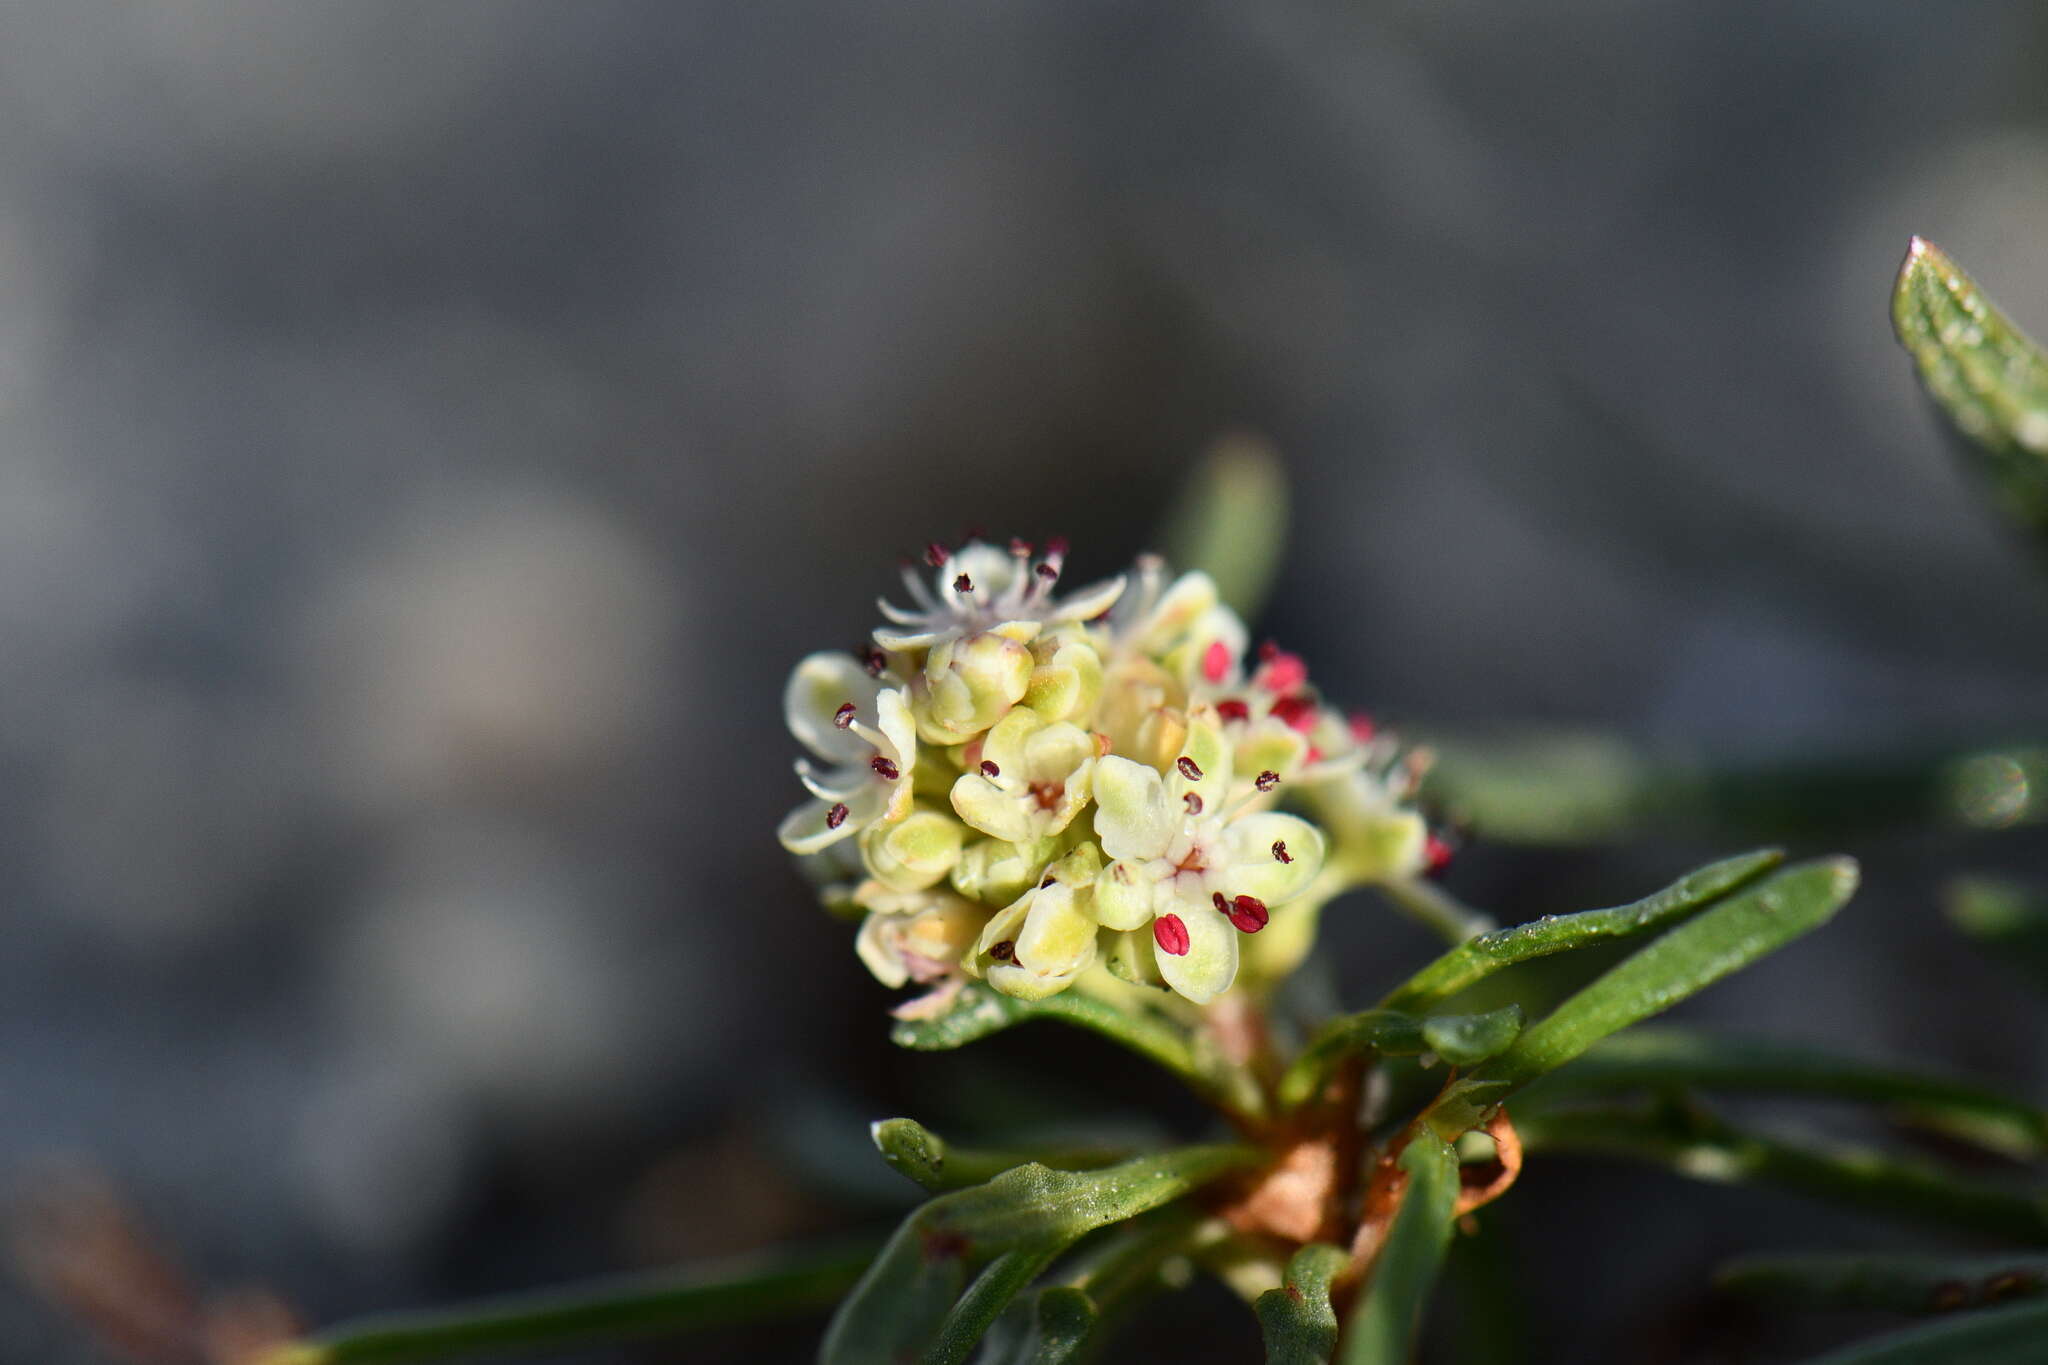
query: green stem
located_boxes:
[270,1240,878,1365]
[1375,878,1496,946]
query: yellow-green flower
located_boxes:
[949,707,1098,844]
[1089,714,1325,1003]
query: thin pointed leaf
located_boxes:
[1716,1251,2048,1316]
[924,1247,1061,1365]
[1891,237,2048,538]
[1160,431,1291,618]
[890,984,1261,1118]
[1022,1286,1096,1364]
[1379,850,1784,1014]
[272,1240,878,1364]
[1946,876,2048,997]
[1426,859,1856,1137]
[1797,1299,2048,1364]
[1255,1243,1347,1365]
[1516,1028,2048,1160]
[1279,1007,1523,1110]
[870,1119,1131,1192]
[1340,1134,1458,1365]
[821,1145,1257,1365]
[1516,1105,2048,1243]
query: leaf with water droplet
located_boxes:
[1378,849,1784,1014]
[1424,859,1858,1137]
[1893,237,2048,542]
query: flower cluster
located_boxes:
[780,540,1434,1014]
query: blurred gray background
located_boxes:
[6,4,2048,1362]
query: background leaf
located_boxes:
[1795,1299,2048,1364]
[1717,1251,2048,1316]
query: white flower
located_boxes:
[854,889,986,989]
[949,707,1098,844]
[874,539,1126,653]
[1088,714,1325,1003]
[970,847,1103,1001]
[776,652,917,853]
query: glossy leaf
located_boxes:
[1255,1243,1348,1365]
[1340,1134,1458,1365]
[1717,1251,2048,1316]
[1279,1006,1523,1109]
[1796,1299,2048,1364]
[1160,430,1291,618]
[870,1118,1129,1192]
[1425,859,1855,1136]
[820,1144,1257,1365]
[1946,876,2048,996]
[1517,1105,2048,1243]
[1379,849,1784,1013]
[1517,1028,2048,1160]
[271,1240,878,1364]
[1891,237,2048,538]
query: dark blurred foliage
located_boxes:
[6,5,2048,1362]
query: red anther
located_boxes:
[1176,755,1203,781]
[1349,711,1377,743]
[1212,891,1228,912]
[1216,699,1250,723]
[1260,652,1308,694]
[1045,536,1069,558]
[1154,914,1191,956]
[1226,895,1269,933]
[870,755,900,781]
[1255,770,1279,792]
[1202,639,1232,684]
[1183,792,1204,815]
[1009,537,1033,557]
[1271,695,1318,731]
[980,760,1001,778]
[1272,839,1292,863]
[826,803,850,829]
[924,542,951,568]
[989,939,1016,962]
[862,646,888,677]
[1258,640,1280,663]
[1034,562,1060,581]
[1424,833,1455,876]
[832,702,857,729]
[953,573,974,594]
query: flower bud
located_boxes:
[860,808,967,891]
[916,630,1033,743]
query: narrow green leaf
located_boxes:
[1517,1104,2048,1243]
[821,1145,1258,1365]
[1426,859,1856,1136]
[889,984,1261,1118]
[269,1240,878,1365]
[1797,1299,2048,1364]
[1340,1134,1458,1365]
[1516,1028,2048,1160]
[1023,1286,1097,1364]
[1255,1243,1348,1365]
[870,1118,1129,1192]
[1159,430,1291,618]
[1946,876,2048,997]
[1891,237,2048,538]
[1379,849,1784,1014]
[1279,1006,1523,1110]
[924,1247,1062,1365]
[1716,1251,2048,1316]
